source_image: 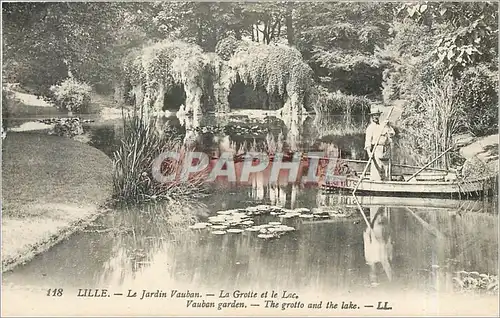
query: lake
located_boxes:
[3,111,498,315]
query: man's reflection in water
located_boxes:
[363,206,393,286]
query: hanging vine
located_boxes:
[121,39,225,116]
[120,39,317,119]
[226,42,315,115]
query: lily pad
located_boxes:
[269,221,282,225]
[217,210,233,215]
[276,225,295,232]
[211,230,227,235]
[294,208,311,213]
[313,214,330,219]
[227,229,244,234]
[208,216,226,222]
[245,227,261,232]
[299,214,314,219]
[189,223,209,229]
[259,224,273,228]
[257,234,276,239]
[211,225,228,230]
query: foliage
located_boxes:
[49,78,92,113]
[122,39,223,114]
[113,114,205,203]
[383,3,498,166]
[398,77,462,168]
[455,66,498,137]
[227,42,314,101]
[377,21,445,104]
[2,2,127,96]
[295,2,396,97]
[397,2,498,73]
[453,271,498,295]
[215,35,240,61]
[134,2,245,51]
[124,39,205,85]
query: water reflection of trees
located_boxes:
[150,112,365,159]
[97,201,209,288]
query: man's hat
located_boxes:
[369,105,383,116]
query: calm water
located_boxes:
[2,187,498,295]
[3,112,498,310]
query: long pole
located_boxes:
[405,207,446,240]
[352,194,371,229]
[405,145,454,182]
[352,106,394,195]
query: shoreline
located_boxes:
[2,206,111,273]
[1,132,113,273]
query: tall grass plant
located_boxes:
[113,113,206,203]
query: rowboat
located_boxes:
[321,175,494,198]
[317,158,497,198]
[317,194,488,212]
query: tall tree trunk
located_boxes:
[234,27,241,40]
[286,3,295,46]
[263,20,270,44]
[233,6,243,40]
[205,28,218,52]
[196,23,203,47]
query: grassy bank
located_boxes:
[2,132,113,272]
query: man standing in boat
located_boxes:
[364,105,395,181]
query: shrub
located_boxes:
[49,78,92,113]
[453,271,498,295]
[455,66,498,137]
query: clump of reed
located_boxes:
[314,88,371,118]
[112,114,206,203]
[397,76,464,169]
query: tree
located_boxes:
[2,2,125,95]
[293,2,397,96]
[397,2,498,74]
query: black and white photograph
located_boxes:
[1,1,499,316]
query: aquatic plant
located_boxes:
[112,113,206,203]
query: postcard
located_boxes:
[2,1,498,316]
